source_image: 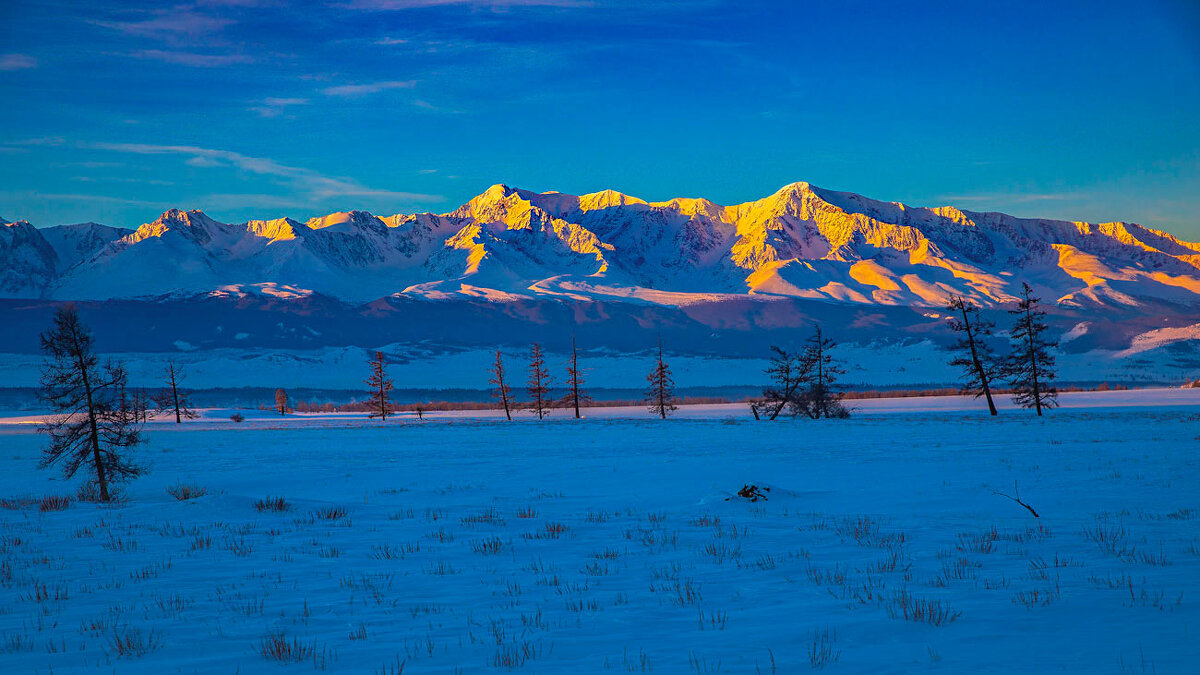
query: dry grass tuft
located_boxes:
[259,632,328,667]
[38,495,72,512]
[166,484,208,501]
[886,590,961,626]
[107,626,162,659]
[254,496,291,513]
[312,505,348,521]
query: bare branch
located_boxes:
[993,480,1040,518]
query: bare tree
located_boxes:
[563,335,592,419]
[274,388,289,416]
[489,350,513,421]
[646,337,677,419]
[37,305,146,502]
[412,403,427,421]
[760,346,810,420]
[527,343,553,419]
[156,360,197,424]
[365,351,395,420]
[1007,282,1058,415]
[945,296,1000,416]
[798,325,849,419]
[132,387,156,423]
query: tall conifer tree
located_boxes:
[489,350,513,421]
[646,337,677,419]
[38,305,146,501]
[365,351,395,420]
[1007,283,1058,415]
[527,343,552,420]
[945,296,1000,416]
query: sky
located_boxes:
[1,0,1199,237]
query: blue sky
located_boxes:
[1,0,1198,236]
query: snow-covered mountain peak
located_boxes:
[775,180,814,195]
[480,183,513,200]
[245,217,307,242]
[128,208,228,246]
[650,197,729,222]
[155,208,221,229]
[39,222,133,271]
[2,217,34,230]
[578,189,647,212]
[305,211,383,232]
[0,217,57,298]
[450,184,530,223]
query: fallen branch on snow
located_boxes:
[993,480,1039,518]
[726,484,770,502]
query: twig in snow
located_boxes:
[993,480,1039,518]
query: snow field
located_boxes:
[0,405,1198,673]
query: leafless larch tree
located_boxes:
[563,335,592,419]
[157,360,197,424]
[489,349,513,421]
[37,305,146,502]
[365,351,395,420]
[527,343,552,420]
[646,337,677,419]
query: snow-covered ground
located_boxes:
[1,391,1197,673]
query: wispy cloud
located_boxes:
[130,50,254,67]
[0,54,38,71]
[71,176,175,186]
[6,137,67,147]
[86,142,444,203]
[93,9,234,37]
[374,37,410,45]
[321,80,417,97]
[185,156,224,168]
[249,97,310,117]
[0,191,167,207]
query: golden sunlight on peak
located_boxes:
[578,189,646,211]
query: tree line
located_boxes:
[350,335,679,422]
[745,283,1061,420]
[32,284,1064,500]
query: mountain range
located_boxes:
[2,182,1198,364]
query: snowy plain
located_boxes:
[1,390,1198,673]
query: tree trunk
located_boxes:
[768,365,799,421]
[959,305,997,416]
[571,338,581,419]
[815,330,825,419]
[657,344,666,419]
[75,347,109,501]
[171,368,182,424]
[1025,304,1042,416]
